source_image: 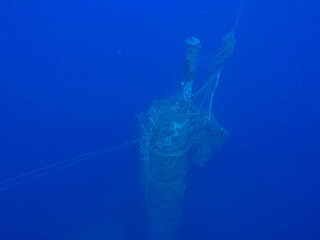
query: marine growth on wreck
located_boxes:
[140,29,236,239]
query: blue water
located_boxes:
[1,0,319,239]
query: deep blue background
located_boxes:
[1,0,319,239]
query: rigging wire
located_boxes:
[193,0,245,109]
[0,139,140,192]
